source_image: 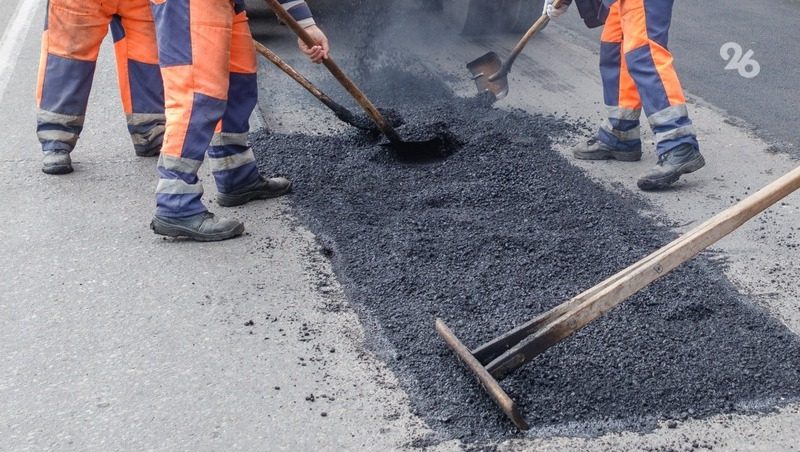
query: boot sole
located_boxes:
[573,149,642,162]
[42,164,74,175]
[150,217,244,242]
[135,149,161,157]
[637,155,706,191]
[216,182,293,207]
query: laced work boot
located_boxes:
[135,137,163,157]
[573,138,642,162]
[150,212,244,242]
[134,124,164,157]
[637,144,705,191]
[216,176,292,207]
[42,150,73,175]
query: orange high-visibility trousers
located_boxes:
[36,0,164,156]
[596,0,698,155]
[150,0,261,218]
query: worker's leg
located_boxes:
[597,2,642,151]
[211,2,291,208]
[207,5,261,194]
[112,0,165,157]
[619,0,704,189]
[151,0,234,218]
[148,0,244,240]
[574,3,642,161]
[36,0,111,174]
[619,0,697,155]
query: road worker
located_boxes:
[37,0,165,175]
[545,0,705,190]
[148,0,329,242]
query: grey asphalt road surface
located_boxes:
[0,1,439,451]
[2,0,800,451]
[251,1,800,450]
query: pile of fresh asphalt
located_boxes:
[251,62,800,443]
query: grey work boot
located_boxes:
[573,138,642,162]
[42,150,73,175]
[135,138,162,157]
[150,212,244,242]
[637,144,705,191]
[134,123,165,157]
[216,175,292,207]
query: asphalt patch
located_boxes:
[252,65,800,444]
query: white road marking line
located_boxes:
[0,0,44,105]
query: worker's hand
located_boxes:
[299,25,329,64]
[543,0,569,19]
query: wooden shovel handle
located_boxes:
[262,0,401,143]
[253,40,338,110]
[490,0,564,81]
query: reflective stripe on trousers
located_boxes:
[596,0,698,155]
[36,0,164,153]
[151,0,260,218]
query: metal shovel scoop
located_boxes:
[467,0,564,100]
[264,0,448,160]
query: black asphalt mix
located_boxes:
[251,62,800,444]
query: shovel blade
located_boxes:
[466,51,509,100]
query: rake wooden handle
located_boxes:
[435,319,529,430]
[482,164,800,379]
[489,0,564,81]
[263,0,402,143]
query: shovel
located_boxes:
[437,164,800,430]
[467,0,565,100]
[263,0,447,159]
[253,40,399,131]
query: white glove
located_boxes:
[543,0,569,19]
